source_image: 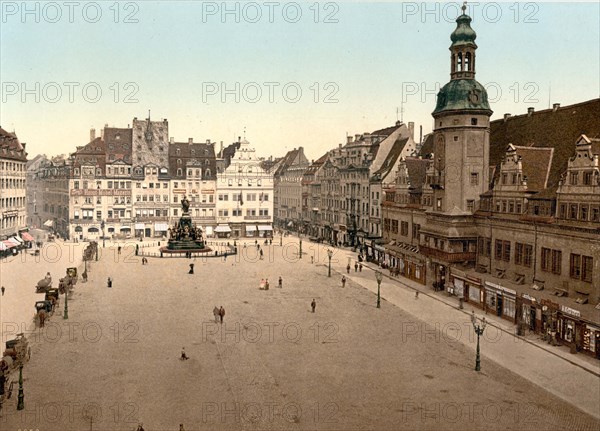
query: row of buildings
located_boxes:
[5,9,599,358]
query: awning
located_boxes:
[154,223,169,231]
[120,226,131,231]
[0,242,7,251]
[88,227,99,233]
[44,220,54,227]
[135,223,145,230]
[21,232,34,242]
[2,240,15,249]
[7,237,21,246]
[11,236,24,243]
[246,225,257,232]
[74,226,83,232]
[258,225,273,231]
[287,221,293,227]
[214,225,231,233]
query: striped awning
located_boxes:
[258,225,273,231]
[135,223,145,230]
[21,232,35,242]
[246,225,257,232]
[2,240,15,249]
[214,225,231,233]
[7,237,21,246]
[44,220,54,227]
[154,223,168,231]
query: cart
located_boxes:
[2,334,30,366]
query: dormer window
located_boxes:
[570,172,578,185]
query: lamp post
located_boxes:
[63,282,69,319]
[280,233,283,247]
[470,311,487,371]
[101,220,106,248]
[375,270,383,309]
[299,238,302,259]
[327,249,333,277]
[17,364,24,410]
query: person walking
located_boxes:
[82,271,88,283]
[415,291,419,299]
[346,264,350,274]
[311,299,316,313]
[1,286,5,296]
[359,263,363,272]
[259,249,264,260]
[354,262,358,272]
[181,347,189,360]
[341,275,346,288]
[278,276,282,288]
[213,306,220,322]
[311,256,314,264]
[118,246,122,255]
[107,277,112,288]
[189,263,194,274]
[219,306,225,323]
[224,252,227,262]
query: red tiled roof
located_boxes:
[513,146,554,191]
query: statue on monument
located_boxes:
[181,195,190,213]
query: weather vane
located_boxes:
[462,1,467,13]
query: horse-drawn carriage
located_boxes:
[2,333,30,367]
[0,356,15,405]
[35,272,53,293]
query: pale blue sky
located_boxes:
[1,1,598,161]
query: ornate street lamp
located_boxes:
[327,249,333,277]
[375,270,383,309]
[471,311,487,371]
[17,364,24,410]
[101,220,106,248]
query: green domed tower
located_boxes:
[430,3,493,214]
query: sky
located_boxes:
[1,1,599,162]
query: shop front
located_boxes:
[581,323,600,359]
[484,281,517,322]
[518,294,540,333]
[450,270,483,308]
[557,305,582,351]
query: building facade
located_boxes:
[1,128,28,239]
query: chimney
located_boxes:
[347,136,353,144]
[553,103,560,112]
[100,129,104,139]
[408,122,415,141]
[90,128,96,141]
[527,107,534,116]
[169,137,174,144]
[188,138,193,144]
[419,125,423,144]
[338,143,342,149]
[206,139,211,144]
[504,113,511,122]
[355,134,360,142]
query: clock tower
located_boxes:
[431,4,492,213]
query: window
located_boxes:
[502,173,508,185]
[471,118,478,125]
[74,181,79,189]
[580,205,588,221]
[570,204,578,219]
[466,200,474,212]
[570,253,581,279]
[400,221,408,236]
[503,241,511,262]
[559,204,566,219]
[542,249,562,274]
[523,244,533,268]
[470,173,479,185]
[508,201,514,213]
[570,172,578,185]
[515,243,523,265]
[592,206,600,222]
[583,171,593,186]
[495,240,503,260]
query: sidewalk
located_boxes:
[308,239,600,420]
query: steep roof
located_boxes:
[419,133,435,157]
[168,142,216,179]
[512,146,554,191]
[372,137,409,179]
[490,99,600,191]
[405,157,432,193]
[0,127,27,161]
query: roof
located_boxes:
[104,127,132,163]
[432,79,492,115]
[405,157,432,193]
[419,134,435,157]
[372,137,409,179]
[490,99,600,192]
[0,127,27,162]
[168,142,216,179]
[513,146,554,191]
[273,147,309,177]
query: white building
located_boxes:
[1,128,28,241]
[215,138,274,238]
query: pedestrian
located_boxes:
[342,275,346,288]
[189,263,194,274]
[107,277,112,288]
[278,276,282,288]
[415,291,419,299]
[181,347,189,360]
[224,252,227,262]
[354,262,358,272]
[118,246,122,255]
[219,306,225,323]
[259,249,264,259]
[346,264,350,274]
[82,271,88,283]
[269,239,272,245]
[180,424,185,431]
[311,299,316,313]
[1,286,5,296]
[213,306,220,322]
[359,263,362,272]
[311,256,314,264]
[265,279,269,290]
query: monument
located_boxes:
[161,196,212,254]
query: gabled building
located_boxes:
[272,147,309,232]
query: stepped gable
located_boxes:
[490,99,600,192]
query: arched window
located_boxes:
[465,52,471,71]
[177,159,182,165]
[457,52,463,71]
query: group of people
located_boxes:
[212,306,226,322]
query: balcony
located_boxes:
[244,215,271,220]
[419,245,476,263]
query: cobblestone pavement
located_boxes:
[0,237,598,431]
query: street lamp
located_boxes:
[470,311,487,371]
[327,249,333,277]
[299,238,302,259]
[63,282,69,320]
[280,233,283,247]
[375,270,383,309]
[101,220,106,248]
[17,364,24,410]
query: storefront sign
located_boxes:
[484,281,517,296]
[522,293,537,303]
[560,305,581,318]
